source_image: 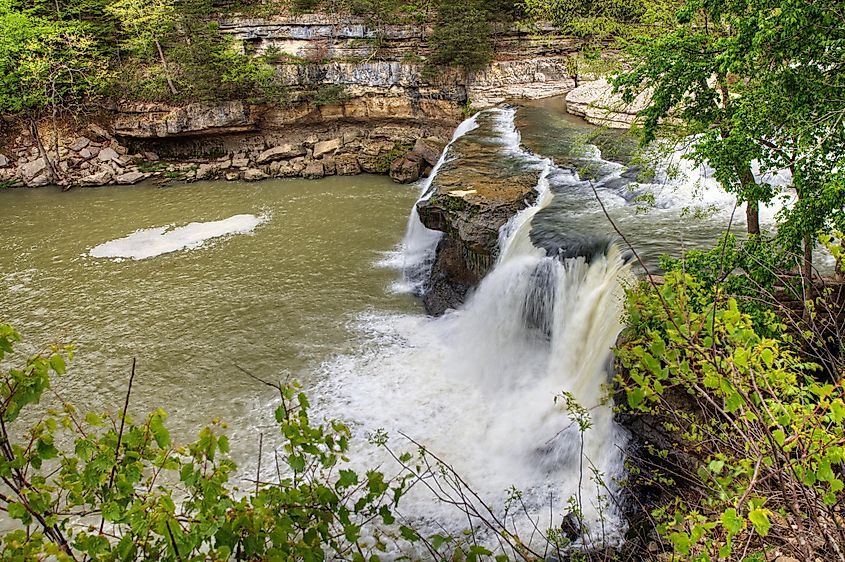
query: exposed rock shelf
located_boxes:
[416,111,541,315]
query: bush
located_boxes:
[616,263,845,560]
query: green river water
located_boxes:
[0,176,419,454]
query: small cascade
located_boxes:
[398,114,481,294]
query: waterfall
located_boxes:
[318,107,633,551]
[398,113,481,294]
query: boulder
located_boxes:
[143,151,160,161]
[80,169,113,186]
[256,144,306,164]
[225,172,240,181]
[389,152,424,184]
[87,123,112,140]
[28,173,50,187]
[97,147,119,162]
[68,137,91,152]
[196,163,218,180]
[313,138,342,158]
[413,137,446,167]
[115,171,145,185]
[79,148,93,159]
[20,158,47,180]
[302,161,325,179]
[0,154,8,168]
[322,158,336,176]
[232,156,249,168]
[243,168,268,182]
[335,154,361,176]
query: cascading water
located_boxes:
[397,114,481,294]
[317,108,633,552]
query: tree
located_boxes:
[106,0,179,95]
[0,1,109,183]
[426,0,494,75]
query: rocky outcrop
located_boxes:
[415,113,541,314]
[112,101,257,138]
[565,78,650,129]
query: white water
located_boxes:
[317,109,633,552]
[89,214,267,260]
[393,114,481,293]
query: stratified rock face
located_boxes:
[113,101,256,138]
[1,14,601,188]
[565,78,650,129]
[416,112,541,315]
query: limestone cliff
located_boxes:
[0,14,583,188]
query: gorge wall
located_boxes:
[0,14,584,189]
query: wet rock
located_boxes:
[560,512,581,542]
[416,113,541,315]
[68,137,90,152]
[389,151,424,184]
[28,173,50,187]
[97,147,119,162]
[412,137,446,167]
[115,171,145,185]
[243,168,268,181]
[335,154,361,176]
[302,161,325,179]
[256,143,306,164]
[313,138,342,158]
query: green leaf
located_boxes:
[748,508,772,536]
[337,469,358,489]
[627,387,646,409]
[669,531,691,555]
[49,354,66,374]
[150,410,170,449]
[720,508,743,534]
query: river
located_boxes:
[0,100,792,548]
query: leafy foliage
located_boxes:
[617,261,845,559]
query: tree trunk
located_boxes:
[29,119,59,183]
[746,199,760,236]
[156,39,178,96]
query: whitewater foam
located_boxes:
[89,214,267,260]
